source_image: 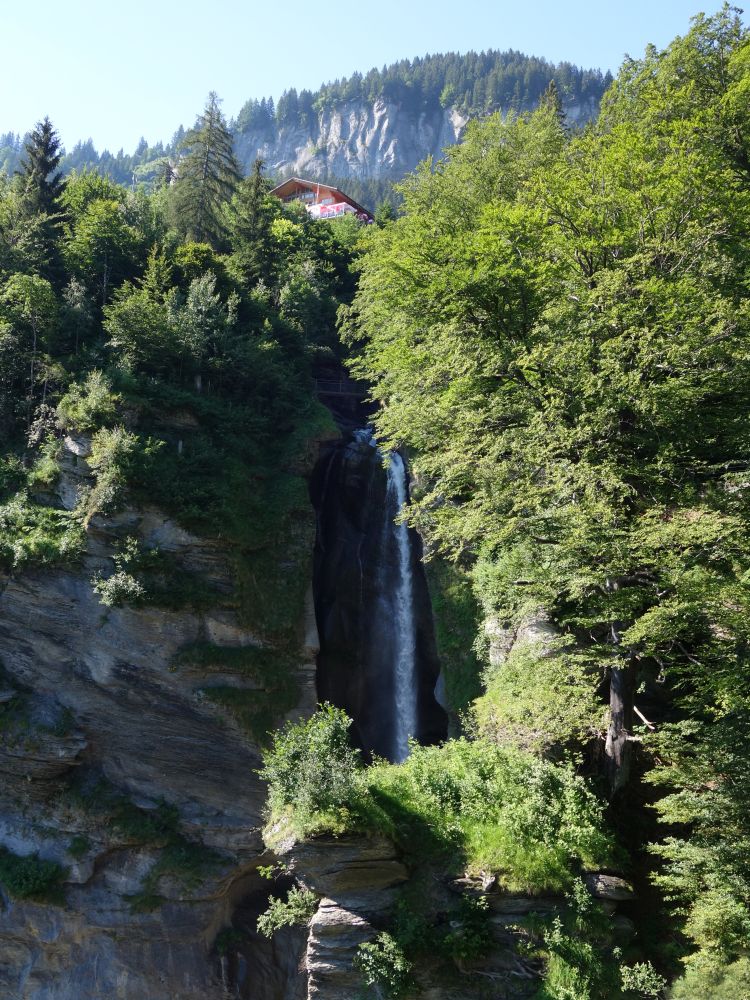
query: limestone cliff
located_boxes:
[0,427,324,1000]
[233,97,600,181]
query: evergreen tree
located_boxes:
[172,92,240,247]
[227,158,279,287]
[18,117,65,215]
[540,79,567,129]
[15,117,67,283]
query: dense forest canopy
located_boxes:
[345,5,750,997]
[236,48,611,132]
[0,92,360,646]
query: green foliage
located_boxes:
[620,962,666,998]
[359,738,614,890]
[111,800,180,843]
[0,454,24,499]
[354,931,414,999]
[57,370,120,431]
[171,92,240,247]
[92,536,216,610]
[18,117,65,216]
[668,957,750,1000]
[262,708,614,891]
[534,883,626,999]
[0,846,66,902]
[0,494,85,571]
[349,8,750,987]
[81,425,141,521]
[444,894,493,962]
[474,639,604,756]
[646,713,750,987]
[425,558,483,716]
[256,885,318,937]
[260,704,362,832]
[64,196,143,305]
[26,435,61,488]
[92,568,146,607]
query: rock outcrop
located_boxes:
[234,97,600,181]
[0,429,321,999]
[263,832,635,1000]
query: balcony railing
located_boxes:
[307,202,357,220]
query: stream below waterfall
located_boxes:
[310,427,446,762]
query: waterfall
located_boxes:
[311,426,447,762]
[358,428,418,759]
[384,449,418,762]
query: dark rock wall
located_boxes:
[310,431,447,759]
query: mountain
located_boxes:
[0,48,610,205]
[233,49,609,185]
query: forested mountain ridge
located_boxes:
[0,47,610,202]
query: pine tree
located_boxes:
[227,158,279,286]
[172,92,240,247]
[539,79,567,129]
[18,117,65,215]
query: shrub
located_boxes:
[474,639,604,757]
[256,885,318,937]
[83,425,140,520]
[620,962,666,998]
[26,435,61,489]
[0,455,24,500]
[92,569,146,607]
[0,846,66,902]
[0,495,85,571]
[354,932,413,999]
[260,703,362,832]
[360,738,615,890]
[57,370,120,432]
[444,894,492,963]
[260,708,616,894]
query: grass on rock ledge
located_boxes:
[261,705,616,894]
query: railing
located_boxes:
[314,378,365,397]
[307,202,357,220]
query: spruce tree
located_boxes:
[18,117,65,215]
[539,79,567,129]
[173,92,240,247]
[227,158,279,286]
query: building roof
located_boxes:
[270,176,373,219]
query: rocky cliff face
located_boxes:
[269,832,635,1000]
[0,430,322,1000]
[0,416,626,999]
[234,97,600,181]
[235,100,469,181]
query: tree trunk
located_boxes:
[605,660,636,797]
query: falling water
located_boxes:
[384,449,418,762]
[311,425,447,763]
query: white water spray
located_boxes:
[384,450,418,762]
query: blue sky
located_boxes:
[1,0,735,152]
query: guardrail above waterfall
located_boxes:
[314,377,366,398]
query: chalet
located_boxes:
[270,177,374,223]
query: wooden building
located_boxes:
[270,177,373,222]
